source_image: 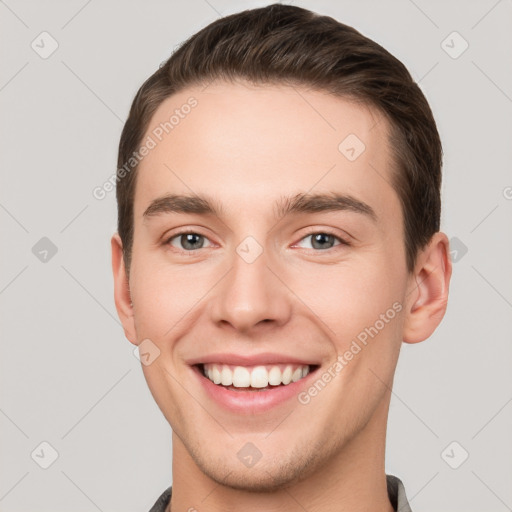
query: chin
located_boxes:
[192,442,324,493]
[204,464,303,493]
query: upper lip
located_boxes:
[187,352,319,367]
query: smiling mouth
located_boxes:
[197,363,319,391]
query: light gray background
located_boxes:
[1,0,511,510]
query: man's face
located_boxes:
[120,81,417,490]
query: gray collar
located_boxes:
[149,474,412,512]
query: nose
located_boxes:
[208,246,292,334]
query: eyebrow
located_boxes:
[143,192,377,222]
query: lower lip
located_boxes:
[192,365,318,414]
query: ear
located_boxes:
[111,233,137,345]
[402,232,452,344]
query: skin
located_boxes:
[112,80,452,512]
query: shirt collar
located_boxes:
[149,473,413,512]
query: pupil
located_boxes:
[312,233,333,250]
[183,233,203,250]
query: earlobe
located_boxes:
[402,232,452,344]
[111,233,137,344]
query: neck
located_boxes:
[169,392,394,512]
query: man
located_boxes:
[111,4,452,511]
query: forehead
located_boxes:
[134,80,397,223]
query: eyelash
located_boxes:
[163,229,351,253]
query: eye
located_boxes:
[294,231,350,251]
[164,230,349,253]
[166,232,214,251]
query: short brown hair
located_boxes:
[116,3,442,274]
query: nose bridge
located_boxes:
[209,239,291,332]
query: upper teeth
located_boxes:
[203,363,310,388]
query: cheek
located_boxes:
[289,258,403,339]
[129,251,218,342]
